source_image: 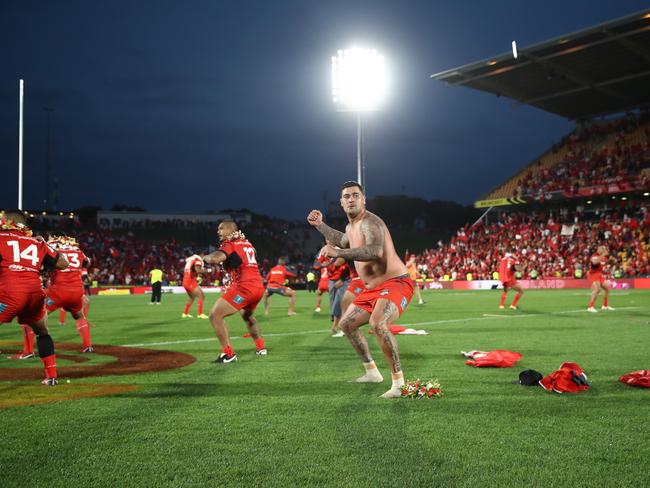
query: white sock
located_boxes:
[391,371,405,389]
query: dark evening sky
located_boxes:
[1,1,647,219]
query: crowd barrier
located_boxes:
[423,278,650,290]
[93,286,223,296]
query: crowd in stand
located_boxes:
[515,112,650,200]
[413,203,650,281]
[74,223,315,287]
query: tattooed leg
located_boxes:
[369,299,402,374]
[339,306,372,362]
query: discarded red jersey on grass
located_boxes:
[540,362,590,393]
[619,370,650,388]
[464,350,522,368]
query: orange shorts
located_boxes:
[222,283,265,311]
[352,275,414,316]
[0,291,46,325]
[45,286,84,313]
[183,282,199,294]
[502,279,518,289]
[347,277,366,297]
[587,273,605,284]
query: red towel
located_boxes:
[619,370,650,388]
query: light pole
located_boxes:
[43,106,54,210]
[331,47,386,188]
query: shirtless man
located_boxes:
[307,181,414,398]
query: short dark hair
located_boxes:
[341,181,364,194]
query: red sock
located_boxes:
[603,297,608,307]
[76,317,92,348]
[83,301,90,318]
[512,293,522,307]
[197,300,204,315]
[588,299,596,308]
[21,324,35,354]
[183,302,191,314]
[40,355,57,379]
[222,345,235,356]
[59,309,66,324]
[500,292,507,306]
[254,337,265,351]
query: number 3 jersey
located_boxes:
[218,238,263,288]
[49,247,88,292]
[0,230,58,292]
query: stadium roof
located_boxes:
[430,9,650,120]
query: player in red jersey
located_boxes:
[308,181,414,398]
[182,254,209,319]
[58,267,91,325]
[45,235,94,352]
[498,252,524,310]
[263,257,297,316]
[202,220,266,363]
[338,261,366,337]
[0,211,68,385]
[314,254,329,312]
[587,246,615,312]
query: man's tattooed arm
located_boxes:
[335,216,384,262]
[315,223,349,248]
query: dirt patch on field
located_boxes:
[0,342,196,380]
[0,383,138,409]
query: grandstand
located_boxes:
[424,8,650,282]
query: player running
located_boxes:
[406,254,425,305]
[587,246,615,313]
[263,257,297,316]
[182,254,209,319]
[308,181,414,398]
[314,254,329,313]
[498,251,524,310]
[45,235,94,352]
[202,220,267,363]
[0,211,68,385]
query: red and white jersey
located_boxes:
[218,238,263,288]
[0,231,58,292]
[328,261,348,281]
[319,266,329,282]
[50,247,88,290]
[183,255,204,285]
[589,254,603,275]
[499,255,519,283]
[266,265,296,288]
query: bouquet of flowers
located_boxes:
[400,378,443,399]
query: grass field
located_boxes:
[1,289,649,487]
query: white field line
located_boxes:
[122,306,645,348]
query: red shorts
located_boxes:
[587,273,605,284]
[318,280,328,293]
[501,279,518,289]
[0,291,46,325]
[347,277,366,297]
[222,283,265,311]
[353,276,414,316]
[183,281,199,294]
[45,286,84,313]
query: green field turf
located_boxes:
[1,289,649,487]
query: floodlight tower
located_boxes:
[331,48,386,187]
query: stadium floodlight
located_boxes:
[331,47,386,186]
